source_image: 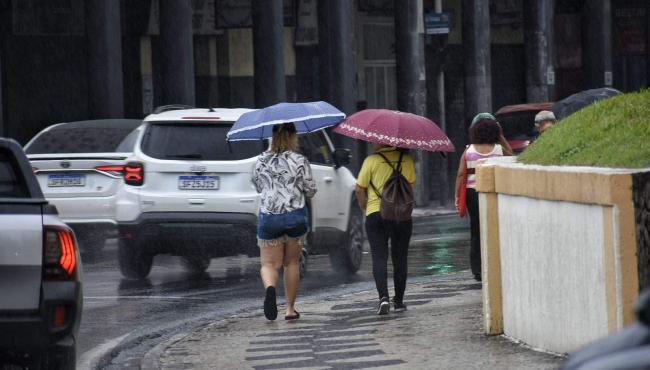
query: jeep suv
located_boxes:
[115,106,364,279]
[0,138,82,369]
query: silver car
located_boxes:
[0,138,82,369]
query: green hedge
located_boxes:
[518,89,650,168]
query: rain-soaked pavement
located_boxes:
[77,213,469,369]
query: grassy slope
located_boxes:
[518,89,650,168]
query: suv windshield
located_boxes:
[141,123,265,161]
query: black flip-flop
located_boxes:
[285,311,301,320]
[264,286,277,320]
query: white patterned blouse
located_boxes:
[252,151,317,215]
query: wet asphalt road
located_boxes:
[77,213,470,369]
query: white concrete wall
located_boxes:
[498,194,609,353]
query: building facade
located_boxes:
[0,0,648,204]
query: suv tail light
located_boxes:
[43,227,77,280]
[95,163,144,186]
[124,162,144,186]
[95,165,126,177]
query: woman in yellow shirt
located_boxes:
[355,144,416,315]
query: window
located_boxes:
[0,151,28,198]
[115,129,140,152]
[141,123,265,161]
[26,127,138,154]
[299,132,333,165]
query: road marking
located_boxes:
[78,333,130,370]
[84,296,207,300]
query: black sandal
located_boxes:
[284,311,301,320]
[264,286,277,320]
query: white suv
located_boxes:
[115,106,364,279]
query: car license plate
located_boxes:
[178,176,219,190]
[48,174,86,187]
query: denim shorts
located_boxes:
[257,207,309,241]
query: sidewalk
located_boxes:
[142,273,563,370]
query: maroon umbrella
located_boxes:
[333,109,455,152]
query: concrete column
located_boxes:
[86,0,124,118]
[0,51,3,136]
[252,0,286,107]
[318,0,360,172]
[295,47,318,101]
[159,0,195,106]
[195,36,219,108]
[431,0,450,205]
[524,0,555,102]
[583,0,613,89]
[395,0,429,206]
[462,0,492,126]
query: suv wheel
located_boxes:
[118,237,153,279]
[329,203,364,273]
[181,254,211,273]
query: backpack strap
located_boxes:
[375,151,404,173]
[368,151,404,199]
[369,180,382,199]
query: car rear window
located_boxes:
[0,150,28,198]
[141,123,265,161]
[25,127,136,154]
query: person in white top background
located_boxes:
[455,113,512,281]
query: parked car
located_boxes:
[495,102,554,154]
[0,138,82,369]
[114,106,364,279]
[24,119,142,253]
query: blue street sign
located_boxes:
[425,12,450,35]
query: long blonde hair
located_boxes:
[270,123,299,153]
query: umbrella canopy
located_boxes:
[552,87,621,120]
[333,109,455,152]
[226,101,345,141]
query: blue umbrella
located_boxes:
[226,101,345,141]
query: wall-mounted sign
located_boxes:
[358,0,393,12]
[214,0,295,29]
[546,67,555,85]
[613,7,646,55]
[148,0,223,35]
[604,71,613,86]
[490,0,523,28]
[13,0,85,35]
[295,0,318,46]
[425,12,450,35]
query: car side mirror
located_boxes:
[636,289,650,327]
[333,148,351,168]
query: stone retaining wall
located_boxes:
[476,157,650,354]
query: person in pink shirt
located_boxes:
[455,113,512,281]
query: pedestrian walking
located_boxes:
[334,109,454,314]
[252,123,316,321]
[534,110,557,135]
[355,144,416,315]
[455,113,508,281]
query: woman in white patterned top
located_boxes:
[252,123,316,321]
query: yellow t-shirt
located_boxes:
[356,148,416,216]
